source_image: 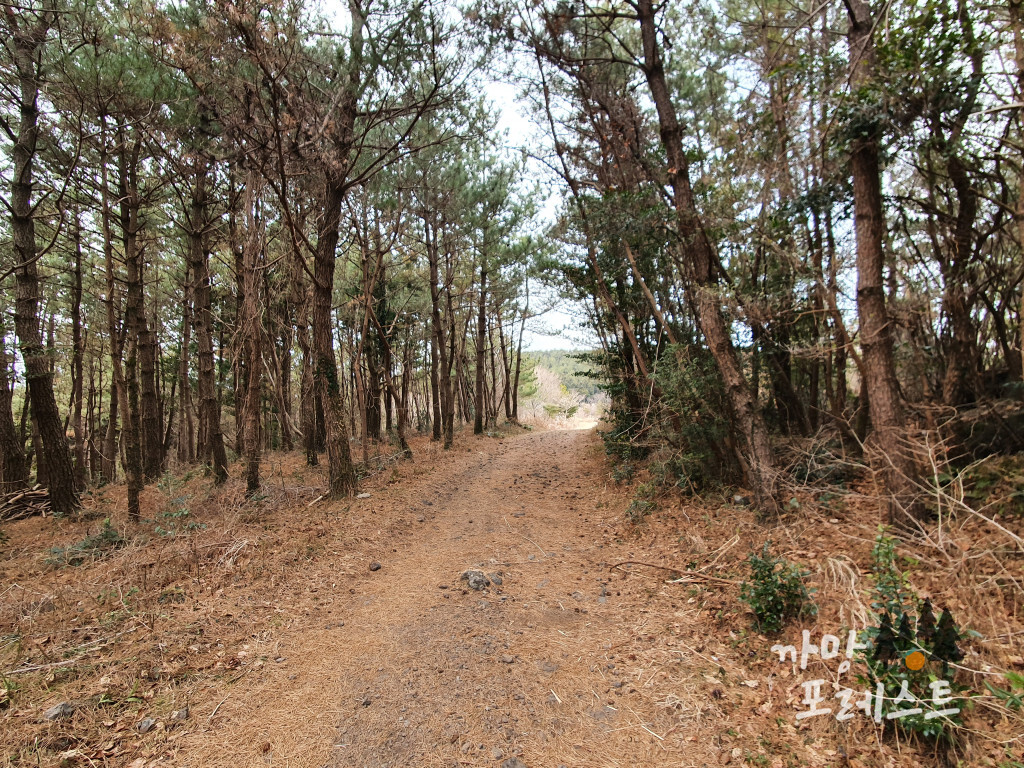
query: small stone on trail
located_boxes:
[492,747,504,759]
[137,717,156,734]
[356,493,371,499]
[417,515,425,522]
[369,561,382,571]
[502,759,528,768]
[500,654,515,664]
[487,572,503,586]
[170,708,189,722]
[42,702,74,721]
[732,494,751,506]
[460,570,490,590]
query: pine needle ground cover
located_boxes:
[0,430,1020,767]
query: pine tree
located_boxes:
[873,612,898,667]
[917,598,937,645]
[932,609,964,675]
[896,612,915,652]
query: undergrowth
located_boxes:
[600,345,742,513]
[46,518,125,567]
[855,528,969,743]
[739,541,816,633]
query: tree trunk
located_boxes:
[487,308,499,426]
[118,135,145,520]
[636,0,778,515]
[102,377,119,484]
[280,341,293,451]
[88,358,101,483]
[427,219,453,448]
[30,412,44,486]
[1012,0,1024,383]
[189,167,228,483]
[314,176,357,497]
[367,303,412,459]
[429,333,441,441]
[71,211,86,490]
[511,282,528,423]
[299,329,318,466]
[498,305,512,422]
[99,129,123,487]
[845,0,920,521]
[140,314,162,478]
[240,174,264,496]
[474,257,487,434]
[177,264,195,464]
[0,324,29,492]
[8,13,78,515]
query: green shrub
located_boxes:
[599,401,649,465]
[869,527,917,617]
[611,461,636,484]
[788,440,861,486]
[854,528,968,742]
[625,481,657,523]
[155,471,204,537]
[654,345,740,491]
[46,519,124,567]
[740,542,816,633]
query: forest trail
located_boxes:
[181,427,683,768]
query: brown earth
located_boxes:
[2,425,1022,768]
[179,426,687,768]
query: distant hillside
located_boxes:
[520,350,604,401]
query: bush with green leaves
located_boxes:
[854,528,969,742]
[46,519,124,567]
[654,345,740,492]
[599,399,650,465]
[155,470,204,537]
[625,481,657,523]
[740,542,816,633]
[985,671,1024,713]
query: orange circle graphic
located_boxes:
[904,650,927,671]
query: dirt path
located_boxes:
[5,421,1014,767]
[180,427,679,768]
